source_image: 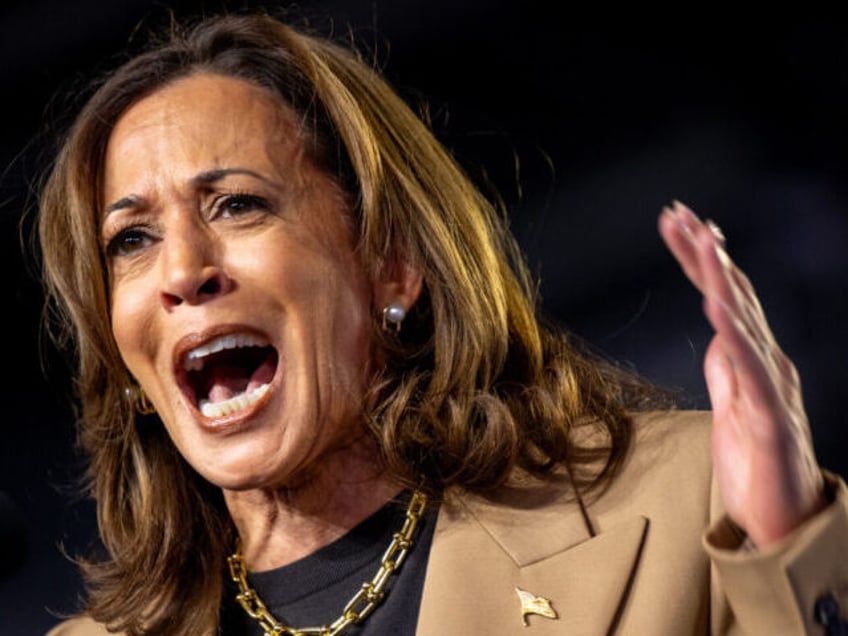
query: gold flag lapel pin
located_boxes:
[515,587,559,626]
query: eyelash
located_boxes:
[103,193,272,258]
[211,192,271,219]
[105,224,154,258]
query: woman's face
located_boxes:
[102,73,383,490]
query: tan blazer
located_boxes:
[46,411,848,635]
[416,410,848,634]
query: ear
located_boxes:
[373,256,423,315]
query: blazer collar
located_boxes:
[416,480,648,634]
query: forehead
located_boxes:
[103,73,307,195]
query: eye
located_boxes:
[213,193,271,219]
[106,227,154,257]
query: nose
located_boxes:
[159,218,232,309]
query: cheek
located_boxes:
[110,279,159,371]
[331,279,375,382]
[294,260,374,383]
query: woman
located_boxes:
[38,11,846,636]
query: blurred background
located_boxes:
[1,2,847,633]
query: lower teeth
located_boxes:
[199,383,270,418]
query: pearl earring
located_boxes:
[382,303,406,333]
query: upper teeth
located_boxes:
[184,333,269,371]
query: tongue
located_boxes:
[205,353,276,403]
[206,364,250,403]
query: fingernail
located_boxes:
[706,218,726,245]
[672,199,701,223]
[666,201,694,240]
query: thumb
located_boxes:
[704,336,736,410]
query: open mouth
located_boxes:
[179,333,278,419]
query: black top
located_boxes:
[219,492,438,636]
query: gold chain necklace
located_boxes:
[227,491,428,636]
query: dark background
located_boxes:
[2,2,847,633]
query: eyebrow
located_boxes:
[190,168,271,186]
[104,195,141,216]
[103,168,272,217]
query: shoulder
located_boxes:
[433,410,716,583]
[588,409,715,531]
[45,617,117,636]
[572,408,712,467]
[612,409,713,495]
[447,409,714,522]
[628,409,712,469]
[572,409,713,506]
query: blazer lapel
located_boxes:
[416,483,648,635]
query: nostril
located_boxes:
[199,277,221,296]
[161,269,230,309]
[159,217,234,307]
[162,291,183,308]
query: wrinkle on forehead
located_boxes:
[102,73,314,210]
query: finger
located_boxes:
[658,204,707,294]
[660,200,734,297]
[697,229,777,353]
[705,218,726,245]
[704,215,768,323]
[665,201,771,347]
[726,254,769,325]
[703,294,778,407]
[664,200,780,366]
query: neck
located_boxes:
[223,436,402,572]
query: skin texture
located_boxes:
[658,201,825,547]
[102,73,421,569]
[100,70,823,573]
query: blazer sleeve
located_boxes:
[704,471,848,635]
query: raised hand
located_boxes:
[658,200,825,548]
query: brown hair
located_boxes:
[38,11,670,635]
